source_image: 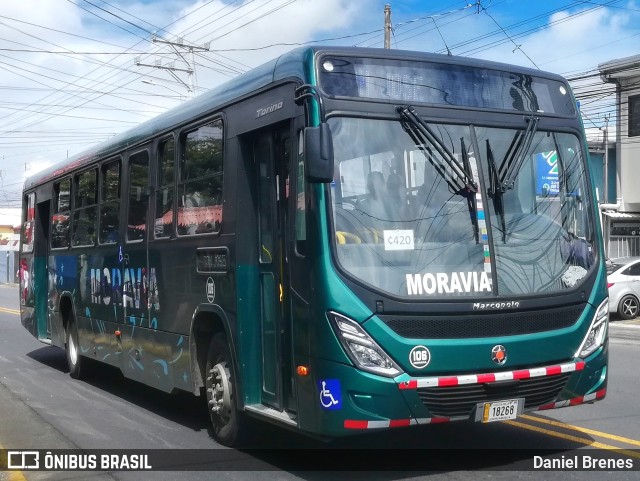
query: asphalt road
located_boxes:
[0,283,639,480]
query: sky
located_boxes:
[1,0,639,211]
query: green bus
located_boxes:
[20,46,608,447]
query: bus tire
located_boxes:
[617,294,639,320]
[65,318,84,379]
[205,333,249,447]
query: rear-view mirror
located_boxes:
[304,123,334,183]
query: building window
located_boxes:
[629,95,640,137]
[178,120,223,235]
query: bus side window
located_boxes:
[51,180,70,249]
[99,160,120,244]
[155,138,175,238]
[178,120,223,236]
[22,192,35,253]
[72,169,97,247]
[128,150,149,242]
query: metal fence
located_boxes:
[608,236,640,259]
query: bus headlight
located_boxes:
[328,311,402,377]
[575,299,609,359]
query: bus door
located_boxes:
[254,124,293,412]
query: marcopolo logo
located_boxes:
[473,301,521,310]
[409,345,431,369]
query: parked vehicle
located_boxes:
[607,257,640,319]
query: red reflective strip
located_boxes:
[545,365,562,376]
[430,417,450,424]
[476,373,496,383]
[596,388,607,399]
[569,397,584,406]
[344,420,369,429]
[400,362,583,391]
[389,419,411,428]
[512,369,531,380]
[399,380,418,390]
[438,377,459,387]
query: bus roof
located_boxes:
[23,46,568,191]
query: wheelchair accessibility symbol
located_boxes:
[318,379,342,410]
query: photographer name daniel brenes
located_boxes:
[533,455,634,470]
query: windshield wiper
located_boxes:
[485,139,507,243]
[397,106,477,195]
[397,105,479,242]
[487,115,539,244]
[498,115,539,189]
[460,137,479,243]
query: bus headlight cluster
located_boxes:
[328,311,401,378]
[575,299,609,359]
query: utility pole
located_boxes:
[136,35,210,98]
[384,4,391,49]
[603,115,610,203]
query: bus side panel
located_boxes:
[119,321,190,393]
[76,313,121,369]
[19,255,36,337]
[48,254,78,349]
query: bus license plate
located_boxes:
[479,399,521,423]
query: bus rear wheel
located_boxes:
[205,333,249,447]
[65,318,84,379]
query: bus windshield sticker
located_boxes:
[318,379,342,410]
[383,230,414,251]
[406,272,492,296]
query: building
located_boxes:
[0,208,20,284]
[597,54,640,258]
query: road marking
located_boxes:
[505,420,640,458]
[0,307,20,315]
[520,414,640,447]
[8,471,27,481]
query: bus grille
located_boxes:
[417,373,571,418]
[380,304,585,339]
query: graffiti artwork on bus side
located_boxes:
[88,266,160,311]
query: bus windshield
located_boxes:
[328,116,595,299]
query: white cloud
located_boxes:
[0,1,636,204]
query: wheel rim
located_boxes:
[207,362,232,427]
[68,328,78,365]
[622,298,638,318]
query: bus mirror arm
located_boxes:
[304,123,334,183]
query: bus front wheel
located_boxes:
[65,318,84,379]
[205,333,249,447]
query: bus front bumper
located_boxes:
[311,345,607,436]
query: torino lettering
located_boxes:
[90,267,160,309]
[406,271,492,295]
